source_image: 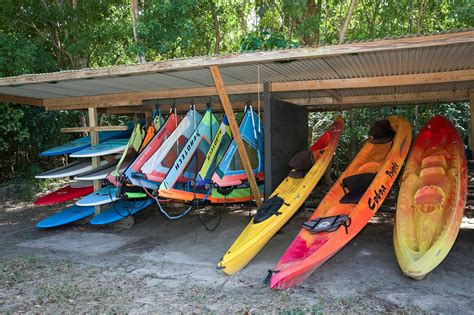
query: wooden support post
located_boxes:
[88,107,101,214]
[263,81,271,200]
[209,65,263,207]
[470,92,474,151]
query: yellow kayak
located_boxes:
[218,116,344,275]
[393,115,467,279]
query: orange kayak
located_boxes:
[270,116,412,289]
[393,115,467,279]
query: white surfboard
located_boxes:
[76,186,119,206]
[35,160,109,179]
[74,163,118,181]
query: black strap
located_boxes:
[263,269,279,285]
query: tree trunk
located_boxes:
[238,0,248,35]
[339,0,357,44]
[301,0,315,46]
[130,0,146,63]
[213,11,221,54]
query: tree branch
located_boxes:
[339,0,357,44]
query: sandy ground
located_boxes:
[0,188,473,313]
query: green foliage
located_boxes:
[310,102,471,178]
[240,31,298,51]
[137,0,241,59]
[0,0,135,71]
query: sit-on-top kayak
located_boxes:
[218,116,344,275]
[393,115,467,280]
[270,116,411,289]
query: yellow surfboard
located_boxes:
[218,116,344,275]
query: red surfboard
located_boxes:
[34,185,93,206]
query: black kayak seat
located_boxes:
[253,195,288,224]
[303,214,351,234]
[368,119,395,144]
[339,172,376,204]
[288,150,315,179]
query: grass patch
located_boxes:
[0,256,40,286]
[276,296,367,314]
[36,283,84,304]
[35,282,110,308]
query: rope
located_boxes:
[257,64,261,133]
[154,196,194,220]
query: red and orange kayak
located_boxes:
[270,116,411,289]
[394,115,467,279]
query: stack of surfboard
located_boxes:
[35,124,134,228]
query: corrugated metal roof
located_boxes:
[0,29,472,108]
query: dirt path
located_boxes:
[1,196,473,313]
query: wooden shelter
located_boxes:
[0,29,473,207]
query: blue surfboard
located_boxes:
[76,186,119,207]
[36,205,95,228]
[70,138,129,158]
[40,123,133,156]
[89,198,154,225]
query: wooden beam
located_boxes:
[60,125,129,133]
[325,89,342,101]
[210,65,263,207]
[288,89,470,107]
[270,70,474,92]
[0,94,44,106]
[87,107,102,214]
[470,91,474,150]
[1,31,472,86]
[41,69,474,110]
[43,84,259,109]
[103,102,249,115]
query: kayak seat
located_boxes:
[368,119,395,144]
[339,172,376,204]
[414,186,444,209]
[421,155,447,169]
[288,150,315,179]
[419,166,447,186]
[303,214,351,234]
[253,195,288,224]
